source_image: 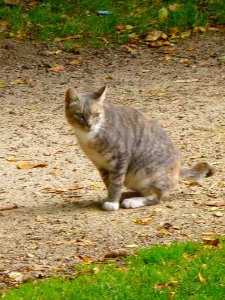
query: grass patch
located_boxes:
[2,239,225,300]
[0,0,224,47]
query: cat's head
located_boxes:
[65,86,107,132]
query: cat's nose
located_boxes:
[87,119,93,127]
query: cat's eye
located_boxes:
[93,112,100,117]
[75,113,85,119]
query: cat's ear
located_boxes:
[95,86,107,103]
[65,88,76,107]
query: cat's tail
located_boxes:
[180,162,215,182]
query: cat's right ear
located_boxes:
[65,88,76,108]
[95,86,108,103]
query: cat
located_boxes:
[65,86,215,211]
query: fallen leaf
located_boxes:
[50,168,64,176]
[201,232,216,236]
[126,244,138,248]
[219,56,225,62]
[68,59,81,65]
[0,81,6,88]
[116,25,126,31]
[174,78,199,83]
[213,211,223,217]
[198,272,207,284]
[169,4,183,11]
[12,79,27,84]
[168,292,176,300]
[145,30,163,42]
[125,25,133,30]
[93,266,100,274]
[48,64,64,72]
[133,216,152,225]
[181,31,191,39]
[77,255,92,263]
[0,204,18,211]
[17,161,47,169]
[4,0,20,4]
[67,184,84,190]
[158,7,169,21]
[203,237,219,247]
[104,249,128,258]
[205,200,225,207]
[165,280,178,287]
[0,19,11,32]
[8,272,24,282]
[6,156,31,162]
[91,182,102,189]
[74,238,95,247]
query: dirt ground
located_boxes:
[0,32,224,284]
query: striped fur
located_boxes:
[65,86,214,211]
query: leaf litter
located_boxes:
[0,33,224,284]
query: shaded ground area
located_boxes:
[0,33,224,283]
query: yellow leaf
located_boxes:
[125,25,133,30]
[12,79,27,85]
[158,7,169,20]
[0,81,6,88]
[91,182,102,189]
[168,292,176,300]
[165,280,178,287]
[48,64,64,72]
[17,161,48,169]
[198,272,207,284]
[133,216,152,225]
[69,59,81,65]
[181,31,191,39]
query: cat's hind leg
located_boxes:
[121,187,161,209]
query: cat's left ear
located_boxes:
[95,86,107,103]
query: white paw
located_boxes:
[102,201,119,211]
[122,197,145,209]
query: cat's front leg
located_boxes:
[101,170,125,211]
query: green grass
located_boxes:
[2,239,225,300]
[0,0,225,47]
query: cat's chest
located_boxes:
[74,128,110,170]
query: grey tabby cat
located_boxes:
[65,86,214,211]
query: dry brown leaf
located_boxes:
[50,168,64,176]
[203,237,219,247]
[201,232,216,236]
[4,0,20,4]
[17,161,48,169]
[145,30,163,42]
[48,64,64,72]
[0,19,11,32]
[67,184,84,190]
[75,238,95,247]
[104,249,128,259]
[205,200,225,207]
[198,272,207,284]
